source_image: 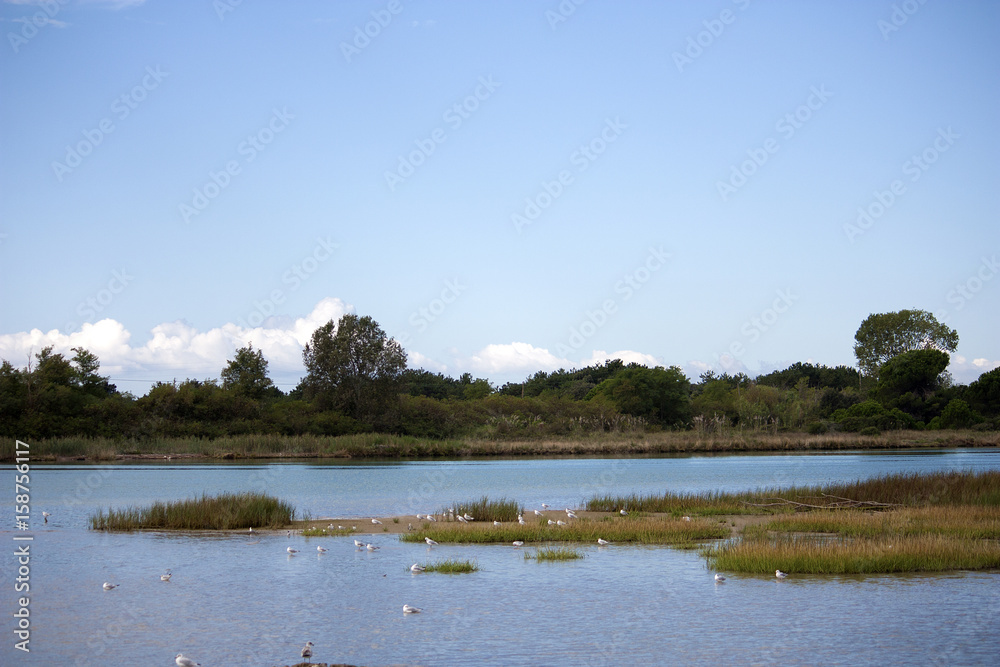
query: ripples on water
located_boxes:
[2,449,998,665]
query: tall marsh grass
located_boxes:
[587,470,1000,514]
[446,497,522,523]
[400,516,728,545]
[705,534,1000,574]
[89,492,294,531]
[419,559,479,573]
[526,547,583,561]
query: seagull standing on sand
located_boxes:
[403,604,422,614]
[715,573,726,582]
[425,537,438,546]
[301,641,314,659]
[775,570,788,579]
[372,518,383,525]
[102,582,118,590]
[175,654,201,667]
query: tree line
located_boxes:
[1,309,997,441]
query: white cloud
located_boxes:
[468,342,569,375]
[949,355,999,384]
[580,349,661,368]
[0,297,352,388]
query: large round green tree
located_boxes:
[584,364,690,426]
[302,314,407,424]
[853,309,958,378]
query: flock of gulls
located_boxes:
[104,503,791,665]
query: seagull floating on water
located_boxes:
[317,546,328,553]
[425,537,438,546]
[175,654,201,667]
[301,641,314,659]
[715,573,726,582]
[287,547,299,555]
[597,538,610,546]
[366,543,379,551]
[161,570,172,581]
[410,563,426,573]
[102,582,118,590]
[354,539,365,548]
[403,604,423,614]
[512,540,524,547]
[775,570,788,579]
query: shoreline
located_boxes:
[10,429,998,463]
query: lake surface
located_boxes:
[3,449,999,666]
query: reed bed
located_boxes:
[587,470,1000,514]
[15,429,998,462]
[525,547,584,561]
[704,534,1000,574]
[445,497,523,523]
[89,492,294,531]
[400,516,728,545]
[743,506,1000,540]
[418,559,479,573]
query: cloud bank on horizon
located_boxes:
[0,296,994,395]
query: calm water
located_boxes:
[3,449,999,666]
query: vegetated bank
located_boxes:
[12,429,1000,462]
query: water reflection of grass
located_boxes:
[89,492,294,531]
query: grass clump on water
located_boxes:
[418,559,479,574]
[526,547,584,561]
[89,492,294,531]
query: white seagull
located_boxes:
[566,511,578,519]
[287,547,299,555]
[425,537,438,546]
[547,519,555,525]
[366,543,379,551]
[372,518,383,525]
[775,570,788,579]
[556,520,567,526]
[682,516,691,522]
[426,515,436,522]
[541,504,550,509]
[410,563,426,573]
[463,513,474,521]
[456,515,469,523]
[354,539,365,548]
[301,641,314,659]
[160,570,172,581]
[175,654,201,667]
[518,517,526,525]
[493,520,502,526]
[42,511,51,523]
[513,540,524,547]
[415,514,424,520]
[620,509,628,516]
[317,546,328,553]
[597,538,610,546]
[403,604,423,614]
[102,582,118,590]
[534,510,543,516]
[715,573,726,582]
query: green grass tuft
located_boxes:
[526,547,584,561]
[89,492,294,531]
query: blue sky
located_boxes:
[1,0,998,395]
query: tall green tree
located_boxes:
[854,309,958,377]
[874,348,950,404]
[221,343,275,399]
[302,314,407,424]
[585,364,690,426]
